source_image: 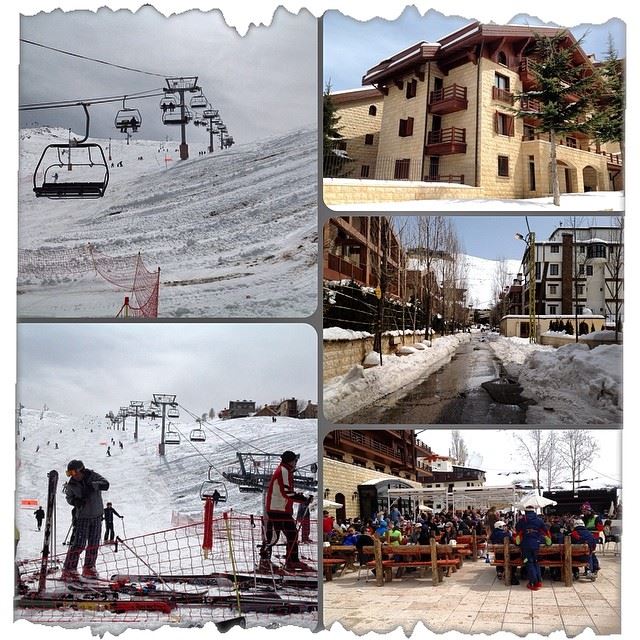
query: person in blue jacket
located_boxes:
[515,506,552,591]
[570,518,599,578]
[489,520,512,581]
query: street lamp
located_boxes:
[515,230,537,343]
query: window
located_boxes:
[577,285,585,295]
[548,304,558,315]
[528,156,536,190]
[586,265,593,276]
[398,117,414,137]
[495,111,514,136]
[360,165,370,178]
[498,155,509,177]
[535,262,541,279]
[576,305,584,315]
[549,264,559,276]
[497,51,508,66]
[495,73,510,90]
[364,133,374,145]
[394,158,411,180]
[580,246,585,253]
[579,265,585,275]
[549,285,558,294]
[428,156,440,180]
[524,125,536,141]
[336,140,347,151]
[406,78,418,99]
[550,245,559,253]
[566,137,577,148]
[587,244,607,259]
[368,105,377,116]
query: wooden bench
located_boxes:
[455,533,487,560]
[362,540,459,586]
[322,558,347,581]
[488,537,592,586]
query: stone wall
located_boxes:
[323,457,421,521]
[323,179,481,206]
[538,334,620,349]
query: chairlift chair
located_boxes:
[167,406,179,419]
[160,94,179,113]
[162,107,193,126]
[190,92,208,110]
[203,109,218,119]
[165,428,181,445]
[190,428,206,442]
[115,97,142,133]
[200,467,228,502]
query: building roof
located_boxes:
[329,87,383,105]
[363,21,592,87]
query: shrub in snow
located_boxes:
[565,320,574,335]
[557,320,565,332]
[363,351,381,368]
[397,346,416,356]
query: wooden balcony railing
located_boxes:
[492,86,514,104]
[427,127,466,145]
[429,84,468,114]
[327,253,365,282]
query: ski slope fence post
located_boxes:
[223,512,243,617]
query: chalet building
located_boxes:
[254,404,279,417]
[329,88,384,178]
[332,22,622,199]
[518,225,623,326]
[227,400,256,419]
[298,401,318,419]
[323,430,433,521]
[421,453,486,511]
[323,216,404,298]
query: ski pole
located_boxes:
[62,522,73,546]
[121,517,126,539]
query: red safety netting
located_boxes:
[18,244,160,318]
[15,513,318,630]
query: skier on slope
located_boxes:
[34,506,45,531]
[61,460,110,581]
[258,450,314,573]
[103,502,123,543]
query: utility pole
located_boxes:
[153,393,177,457]
[129,401,143,441]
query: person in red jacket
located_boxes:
[258,451,313,572]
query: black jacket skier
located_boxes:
[103,502,123,542]
[34,506,45,530]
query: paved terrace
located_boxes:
[323,554,620,636]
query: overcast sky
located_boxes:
[19,6,317,143]
[323,8,626,91]
[394,215,621,261]
[17,323,317,417]
[417,429,621,489]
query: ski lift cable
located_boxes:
[164,421,227,479]
[176,403,317,472]
[19,89,166,112]
[20,38,168,78]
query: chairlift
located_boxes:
[167,406,179,419]
[33,104,109,199]
[200,467,228,502]
[219,124,228,133]
[162,107,193,126]
[203,109,218,119]
[190,428,206,442]
[165,427,181,445]
[115,97,142,134]
[239,484,263,493]
[190,92,208,110]
[160,94,179,113]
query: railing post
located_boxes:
[564,536,572,587]
[374,538,384,587]
[503,538,511,586]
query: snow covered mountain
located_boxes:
[15,407,318,564]
[463,254,522,309]
[18,127,317,318]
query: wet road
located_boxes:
[340,335,526,425]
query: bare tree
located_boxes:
[492,257,513,327]
[514,430,550,494]
[543,431,564,491]
[449,430,469,467]
[604,216,624,340]
[557,430,599,492]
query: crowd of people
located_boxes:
[323,500,619,589]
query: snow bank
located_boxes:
[323,333,471,421]
[323,327,373,341]
[579,330,620,342]
[490,337,622,424]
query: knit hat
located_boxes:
[67,459,84,472]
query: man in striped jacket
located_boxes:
[259,450,313,572]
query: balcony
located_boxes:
[341,430,404,463]
[425,127,467,155]
[429,84,468,114]
[519,57,537,90]
[327,253,365,283]
[492,86,514,105]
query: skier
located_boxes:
[55,443,59,449]
[61,460,110,581]
[103,502,123,543]
[34,506,45,531]
[258,450,314,573]
[106,446,111,457]
[119,441,123,450]
[571,518,600,579]
[515,506,552,591]
[489,520,512,582]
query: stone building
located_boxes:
[330,22,622,200]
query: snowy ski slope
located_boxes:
[18,127,318,318]
[15,408,318,564]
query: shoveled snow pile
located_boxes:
[580,330,620,342]
[490,338,622,424]
[323,327,373,341]
[323,333,471,422]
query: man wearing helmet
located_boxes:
[258,450,314,573]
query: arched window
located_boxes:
[497,51,508,66]
[368,105,377,116]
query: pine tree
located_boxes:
[323,82,351,177]
[515,31,597,206]
[588,35,624,165]
[565,320,574,335]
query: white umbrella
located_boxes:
[323,499,343,509]
[516,493,558,510]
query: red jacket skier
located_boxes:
[259,451,313,572]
